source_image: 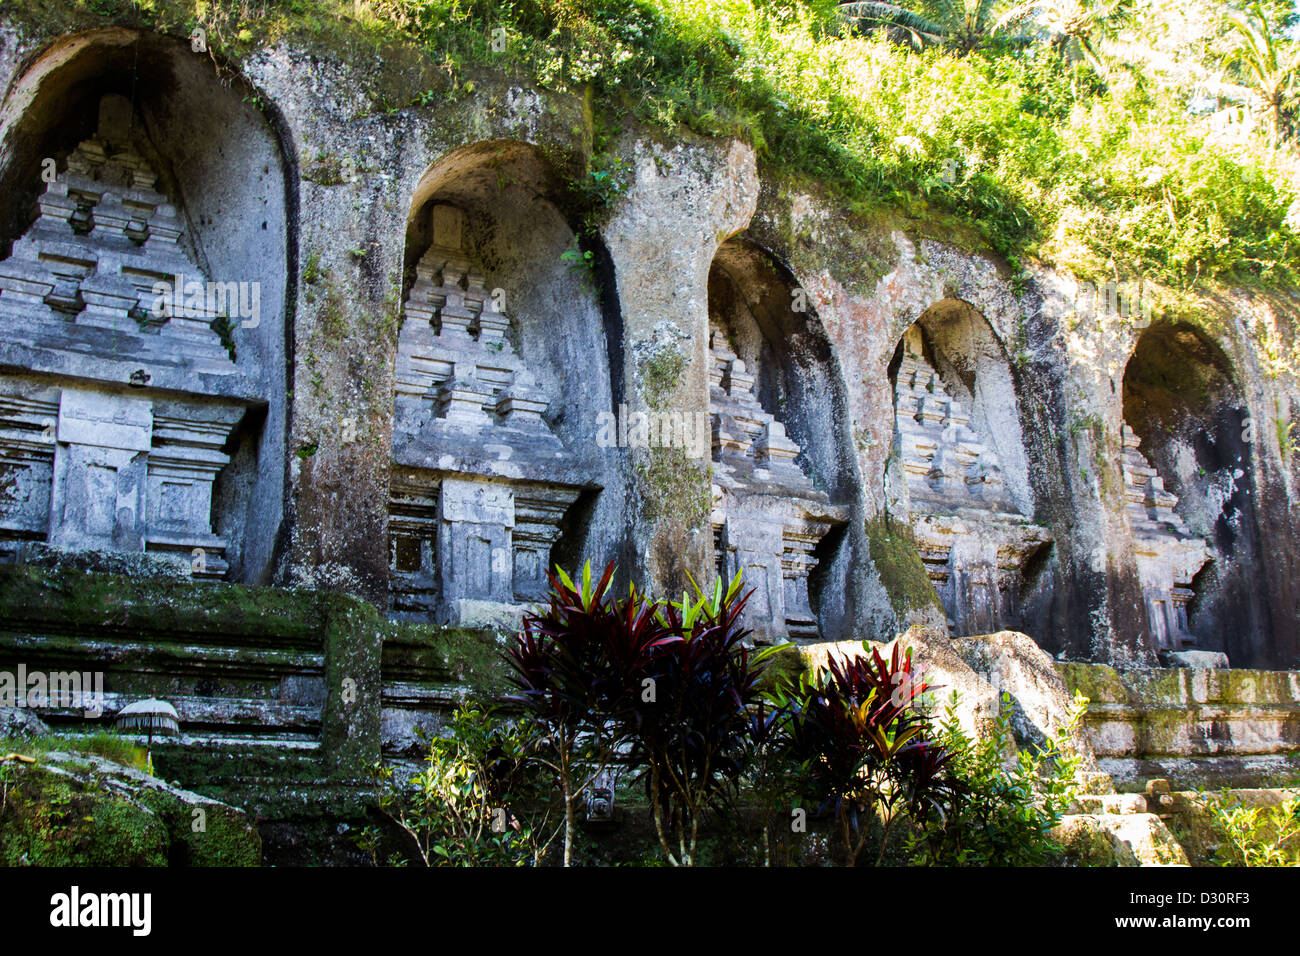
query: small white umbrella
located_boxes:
[115,699,180,773]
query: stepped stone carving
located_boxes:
[708,328,846,644]
[892,327,1050,635]
[0,95,251,575]
[389,203,596,625]
[1121,424,1211,649]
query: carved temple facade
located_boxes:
[388,203,595,627]
[1121,424,1211,650]
[708,327,847,644]
[0,95,254,576]
[0,74,1243,662]
[892,328,1051,636]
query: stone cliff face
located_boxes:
[1,20,1299,672]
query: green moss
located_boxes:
[1056,662,1128,705]
[320,594,383,779]
[863,515,941,618]
[1055,818,1121,867]
[302,151,346,186]
[384,623,514,698]
[640,350,687,411]
[316,279,350,343]
[0,562,325,644]
[635,446,710,527]
[0,762,169,866]
[0,741,262,866]
[754,170,990,301]
[0,733,148,771]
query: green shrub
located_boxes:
[774,641,957,866]
[507,560,675,865]
[622,571,767,867]
[362,703,558,866]
[902,690,1084,866]
[1208,793,1300,867]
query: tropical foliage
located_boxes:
[1208,792,1300,865]
[360,703,556,866]
[777,641,957,865]
[362,561,1095,867]
[903,691,1087,865]
[33,0,1298,290]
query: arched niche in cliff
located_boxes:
[389,140,618,626]
[1120,322,1266,663]
[0,28,293,584]
[885,298,1052,637]
[706,238,859,644]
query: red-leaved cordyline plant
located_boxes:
[783,640,953,865]
[620,569,767,866]
[506,560,677,866]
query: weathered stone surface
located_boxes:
[389,202,598,626]
[1163,650,1230,669]
[803,626,1099,765]
[1,12,1299,865]
[953,630,1097,768]
[1147,787,1300,865]
[0,95,252,578]
[1121,425,1211,651]
[1059,661,1300,789]
[708,327,847,643]
[0,749,260,866]
[0,12,1297,664]
[1055,812,1190,867]
[0,704,50,738]
[603,137,759,597]
[890,324,1053,638]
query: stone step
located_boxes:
[1067,793,1148,815]
[1055,812,1190,866]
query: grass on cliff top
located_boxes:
[7,0,1299,295]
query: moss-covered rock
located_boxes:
[1054,812,1189,867]
[0,749,260,866]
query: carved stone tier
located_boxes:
[892,327,1050,635]
[0,95,243,384]
[1121,423,1211,649]
[390,204,596,626]
[708,328,847,644]
[0,95,252,576]
[894,327,1014,513]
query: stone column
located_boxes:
[600,138,759,596]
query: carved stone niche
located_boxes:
[1121,423,1211,650]
[389,203,597,627]
[0,95,254,577]
[891,327,1050,635]
[708,327,846,644]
